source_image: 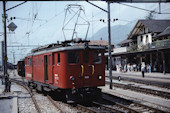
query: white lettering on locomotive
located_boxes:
[26,73,32,77]
[55,74,59,84]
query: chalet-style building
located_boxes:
[112,19,170,74]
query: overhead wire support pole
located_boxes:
[107,1,113,89]
[3,1,8,92]
[87,1,112,89]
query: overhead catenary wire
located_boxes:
[116,2,170,14]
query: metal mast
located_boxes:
[3,1,8,76]
[107,1,112,89]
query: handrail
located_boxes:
[81,65,84,77]
[89,65,95,76]
[92,65,95,75]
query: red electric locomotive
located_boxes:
[25,40,105,102]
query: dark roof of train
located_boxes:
[26,44,106,57]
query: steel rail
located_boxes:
[105,81,170,99]
[92,102,126,113]
[76,104,98,113]
[47,95,65,113]
[11,79,42,113]
[103,92,166,113]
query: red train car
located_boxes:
[25,42,105,102]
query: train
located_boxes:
[17,40,105,103]
[17,59,25,77]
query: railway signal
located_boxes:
[7,22,17,32]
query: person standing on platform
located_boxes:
[141,62,145,78]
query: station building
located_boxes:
[111,19,170,74]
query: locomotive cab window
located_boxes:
[83,51,89,63]
[93,51,102,64]
[68,51,79,64]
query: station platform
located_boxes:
[0,78,18,113]
[106,70,170,78]
[104,70,170,111]
[106,70,170,87]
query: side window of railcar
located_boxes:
[68,51,79,64]
[39,56,41,65]
[28,58,30,66]
[93,51,102,64]
[83,52,89,63]
[58,53,60,65]
[30,58,32,66]
[49,55,51,65]
[35,57,37,66]
[53,54,55,65]
[25,58,28,66]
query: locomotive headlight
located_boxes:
[70,76,75,81]
[98,75,102,80]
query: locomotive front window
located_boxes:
[68,52,79,64]
[93,51,102,64]
[83,52,89,63]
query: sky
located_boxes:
[0,1,170,64]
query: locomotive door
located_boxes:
[44,54,53,84]
[81,51,92,85]
[44,55,48,82]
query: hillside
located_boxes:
[91,21,136,48]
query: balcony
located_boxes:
[149,39,170,49]
[127,39,170,52]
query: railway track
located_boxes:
[106,80,170,99]
[101,92,166,113]
[10,78,167,113]
[11,79,64,113]
[11,79,42,113]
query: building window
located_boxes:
[146,35,148,43]
[141,36,143,42]
[68,52,79,64]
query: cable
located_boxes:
[116,2,170,14]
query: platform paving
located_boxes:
[0,77,18,113]
[106,70,170,78]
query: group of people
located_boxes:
[116,63,152,74]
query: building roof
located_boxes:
[88,40,109,46]
[157,26,170,37]
[128,19,170,39]
[140,20,170,33]
[117,39,133,46]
